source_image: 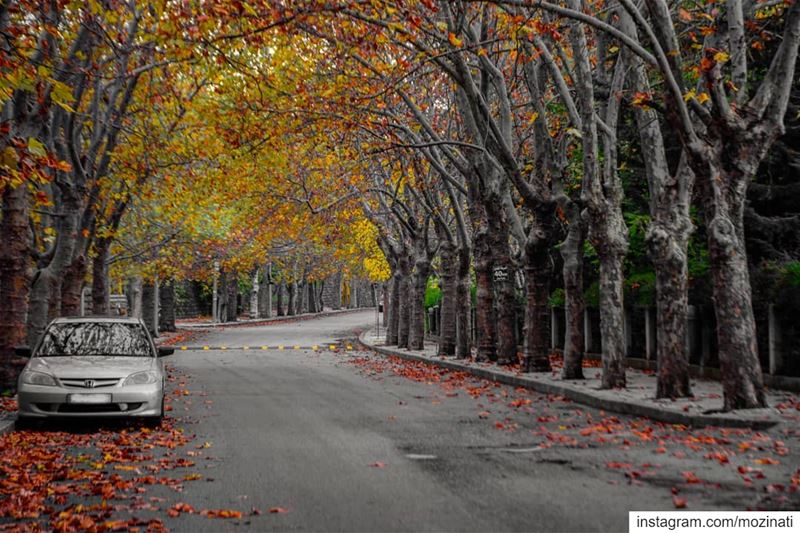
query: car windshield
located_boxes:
[36,322,153,357]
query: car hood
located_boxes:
[27,356,156,378]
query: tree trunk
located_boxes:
[287,282,297,316]
[455,247,472,359]
[226,271,238,322]
[61,256,87,317]
[159,280,176,332]
[298,280,307,313]
[437,242,457,356]
[92,241,110,316]
[386,274,400,345]
[276,280,285,316]
[698,164,766,409]
[396,255,412,349]
[27,270,54,346]
[127,277,143,318]
[488,217,517,365]
[257,267,270,318]
[522,232,552,372]
[597,248,627,389]
[650,225,692,398]
[308,281,318,314]
[473,231,496,362]
[141,282,157,336]
[560,215,586,379]
[409,255,430,350]
[217,270,228,323]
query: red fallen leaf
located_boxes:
[704,452,730,464]
[269,507,289,513]
[606,462,632,469]
[369,462,386,468]
[766,484,785,493]
[672,495,687,508]
[201,508,243,519]
[494,421,506,430]
[754,457,780,465]
[654,447,667,454]
[170,502,196,514]
[682,471,701,484]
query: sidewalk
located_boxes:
[358,329,798,430]
[175,307,375,329]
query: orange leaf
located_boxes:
[448,33,463,47]
[269,507,289,514]
[672,495,687,508]
[201,508,242,519]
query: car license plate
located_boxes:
[68,393,112,404]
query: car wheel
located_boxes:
[143,396,165,428]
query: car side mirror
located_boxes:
[14,346,32,358]
[157,346,175,357]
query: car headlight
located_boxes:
[21,371,58,387]
[123,371,158,386]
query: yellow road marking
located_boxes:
[180,346,187,350]
[278,345,284,350]
[261,346,268,350]
[203,346,209,350]
[346,345,353,350]
[312,345,318,350]
[243,346,249,350]
[329,345,337,350]
[293,345,300,349]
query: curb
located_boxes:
[176,307,375,330]
[0,419,14,436]
[357,330,781,430]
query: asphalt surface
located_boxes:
[148,310,800,532]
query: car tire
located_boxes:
[143,396,165,428]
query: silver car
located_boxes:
[16,317,173,426]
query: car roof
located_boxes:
[51,316,144,325]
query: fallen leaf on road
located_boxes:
[755,457,780,465]
[682,471,701,484]
[269,507,289,513]
[369,461,387,468]
[672,496,687,508]
[201,508,243,519]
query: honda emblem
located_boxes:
[84,380,96,388]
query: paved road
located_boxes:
[160,310,798,532]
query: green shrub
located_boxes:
[549,288,565,308]
[424,277,442,309]
[783,262,800,287]
[584,281,600,308]
[624,272,656,306]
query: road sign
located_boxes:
[493,266,509,282]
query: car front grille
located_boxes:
[35,402,144,413]
[59,378,121,388]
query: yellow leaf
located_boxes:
[713,51,729,63]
